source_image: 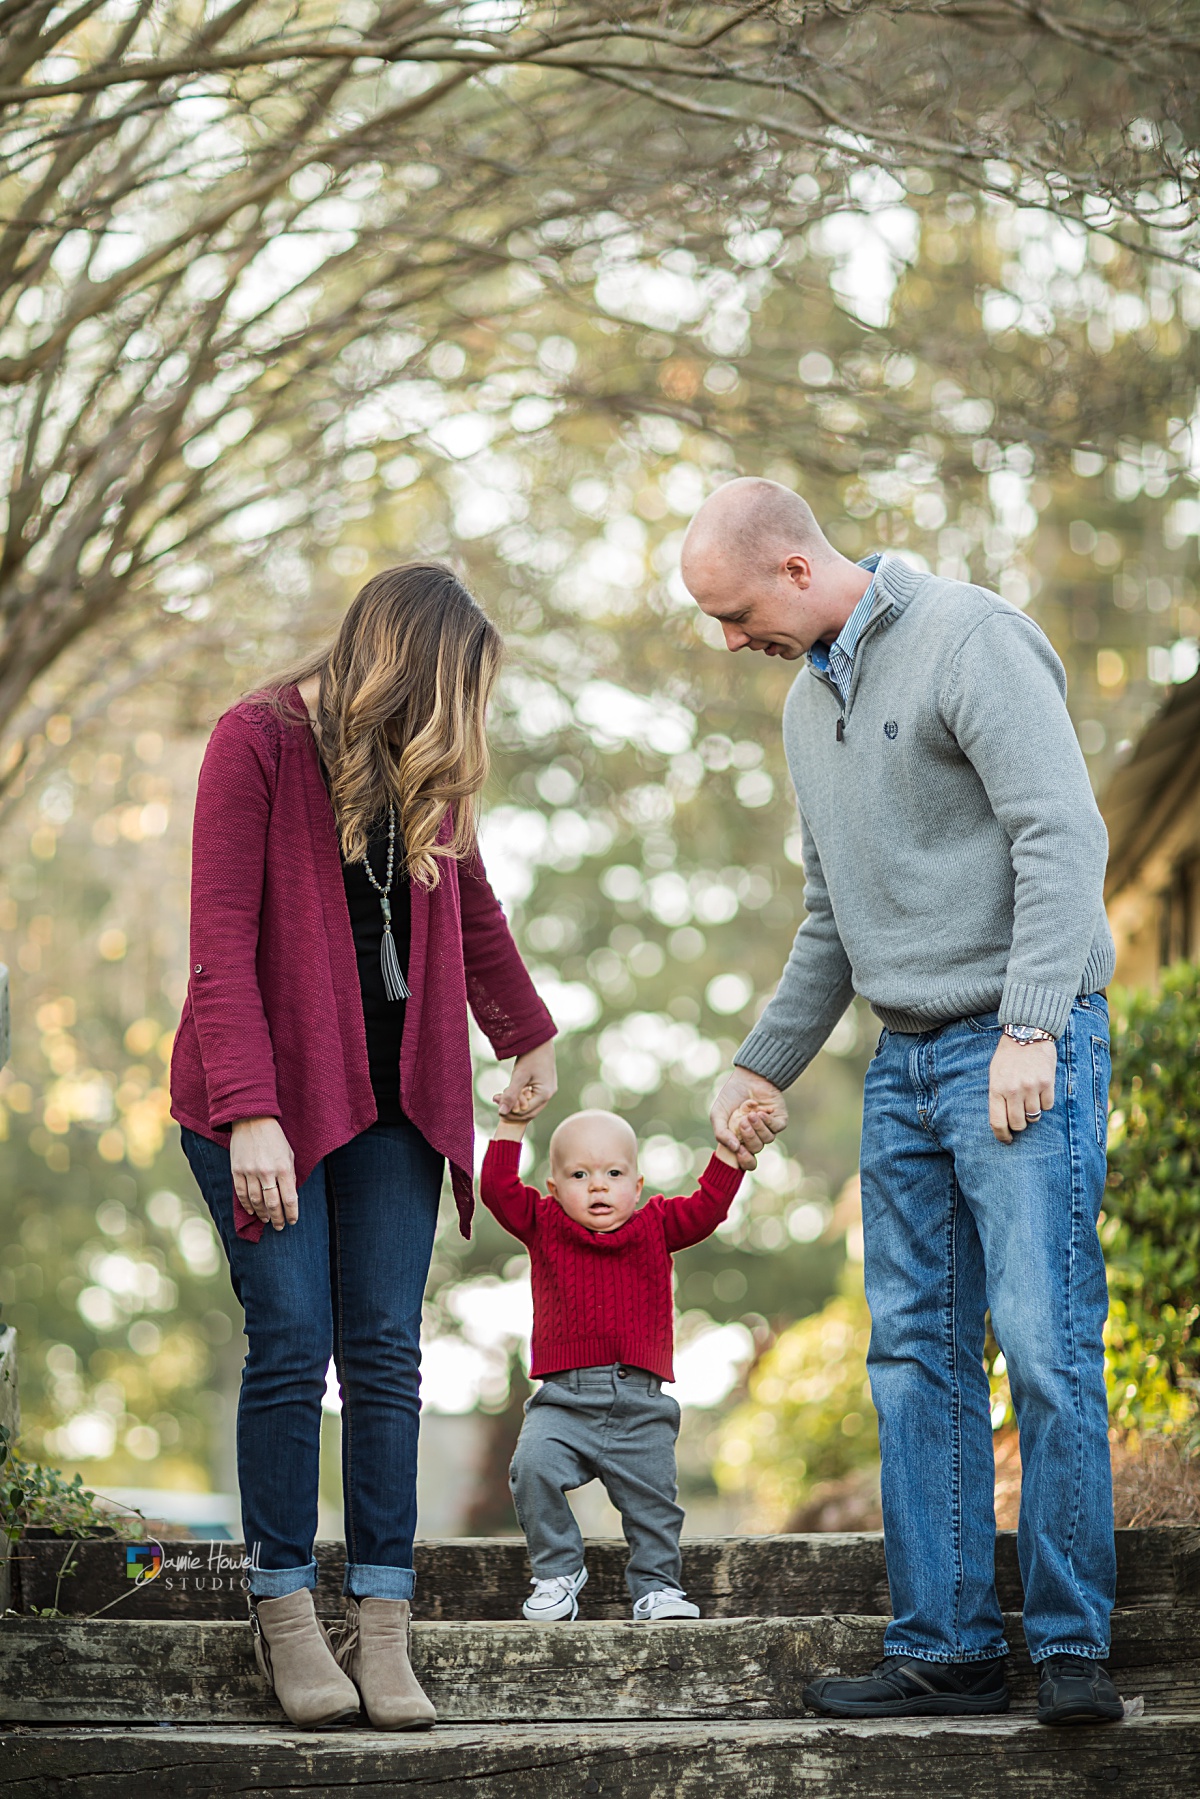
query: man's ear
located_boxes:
[782,553,812,591]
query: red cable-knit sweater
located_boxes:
[480,1138,743,1382]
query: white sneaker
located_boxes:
[632,1589,700,1622]
[522,1567,588,1622]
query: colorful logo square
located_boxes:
[126,1543,163,1582]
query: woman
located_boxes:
[171,564,557,1729]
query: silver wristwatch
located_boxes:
[1003,1023,1055,1045]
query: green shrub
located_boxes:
[1104,1297,1198,1439]
[1,1450,131,1543]
[1104,964,1200,1427]
[714,1263,876,1527]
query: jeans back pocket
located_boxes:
[1091,1035,1111,1148]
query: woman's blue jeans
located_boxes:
[181,1122,442,1601]
[860,997,1115,1666]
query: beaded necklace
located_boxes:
[360,808,410,1002]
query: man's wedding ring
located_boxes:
[261,1180,278,1189]
[1024,1110,1042,1122]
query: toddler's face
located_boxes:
[547,1113,644,1233]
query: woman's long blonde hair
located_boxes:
[268,563,502,886]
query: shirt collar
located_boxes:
[809,553,886,673]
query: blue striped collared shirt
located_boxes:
[809,556,884,710]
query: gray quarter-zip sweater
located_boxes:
[735,555,1115,1090]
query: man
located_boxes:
[682,478,1122,1726]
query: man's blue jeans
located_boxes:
[182,1122,442,1601]
[860,997,1114,1666]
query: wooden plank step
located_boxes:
[13,1526,1200,1621]
[1,1609,1195,1725]
[3,1715,1198,1799]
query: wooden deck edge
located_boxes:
[4,1715,1200,1799]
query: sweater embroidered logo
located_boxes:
[884,720,898,739]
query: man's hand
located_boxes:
[714,1099,773,1170]
[230,1116,298,1230]
[988,1035,1057,1144]
[495,1038,557,1122]
[711,1068,788,1170]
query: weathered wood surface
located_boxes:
[4,1716,1198,1799]
[1,1608,1194,1725]
[12,1526,1200,1621]
[0,1615,870,1723]
[0,1324,17,1616]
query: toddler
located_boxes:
[480,1103,757,1623]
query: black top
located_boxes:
[322,763,410,1126]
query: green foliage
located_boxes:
[1104,1298,1198,1438]
[713,1263,876,1527]
[1104,964,1200,1423]
[2,1449,136,1542]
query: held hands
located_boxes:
[988,1034,1057,1144]
[230,1116,298,1230]
[714,1099,776,1170]
[711,1068,788,1170]
[494,1039,558,1138]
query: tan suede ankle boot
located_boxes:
[334,1597,436,1729]
[251,1589,361,1728]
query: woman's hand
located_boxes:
[230,1117,298,1231]
[494,1039,557,1123]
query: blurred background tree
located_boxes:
[2,2,1198,794]
[2,1,1200,1526]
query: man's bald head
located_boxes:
[678,475,865,661]
[681,477,835,587]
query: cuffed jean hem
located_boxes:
[883,1639,1010,1664]
[1035,1642,1111,1662]
[344,1562,416,1601]
[249,1560,318,1599]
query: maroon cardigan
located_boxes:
[170,692,556,1242]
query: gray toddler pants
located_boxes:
[509,1363,684,1600]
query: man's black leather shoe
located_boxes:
[1036,1656,1124,1724]
[803,1654,1010,1718]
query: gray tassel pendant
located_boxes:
[363,808,410,1003]
[379,894,411,1002]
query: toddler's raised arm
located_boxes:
[660,1155,743,1252]
[480,1137,542,1244]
